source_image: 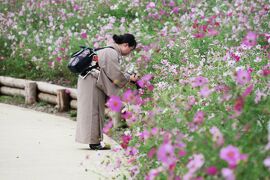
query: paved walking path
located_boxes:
[0,103,130,180]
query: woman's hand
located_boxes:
[130,74,139,82]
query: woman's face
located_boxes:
[120,43,134,56]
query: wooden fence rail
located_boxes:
[0,76,77,111]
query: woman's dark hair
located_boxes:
[113,33,137,49]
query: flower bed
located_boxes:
[1,0,269,179]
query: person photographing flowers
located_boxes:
[75,33,138,150]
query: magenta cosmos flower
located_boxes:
[121,134,132,149]
[191,76,209,87]
[207,28,219,36]
[107,95,122,112]
[220,145,246,167]
[242,84,254,97]
[222,168,235,180]
[122,89,141,104]
[234,96,244,114]
[81,32,87,39]
[210,126,224,147]
[146,2,156,10]
[241,31,257,47]
[193,111,205,125]
[235,69,251,85]
[123,89,136,103]
[157,142,176,167]
[137,74,154,90]
[205,166,218,176]
[200,86,212,98]
[186,154,205,172]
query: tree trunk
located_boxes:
[0,76,27,88]
[0,86,25,97]
[38,93,57,104]
[56,89,70,112]
[25,82,37,104]
[70,99,77,109]
[36,82,63,95]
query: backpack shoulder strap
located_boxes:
[94,46,115,51]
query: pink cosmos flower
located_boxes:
[121,111,133,120]
[206,166,218,176]
[172,7,180,14]
[230,52,240,62]
[121,134,132,149]
[263,157,270,170]
[147,147,157,159]
[178,150,187,157]
[107,96,122,112]
[221,168,235,180]
[169,0,175,7]
[193,111,204,125]
[210,126,224,147]
[81,32,87,39]
[157,142,176,167]
[255,89,266,104]
[242,84,254,97]
[235,69,251,85]
[193,32,205,39]
[130,165,140,177]
[65,89,71,94]
[145,167,163,180]
[262,65,270,76]
[137,74,154,90]
[191,76,209,87]
[125,146,139,156]
[263,68,270,76]
[186,154,205,175]
[102,120,113,134]
[207,28,219,36]
[234,96,244,114]
[151,127,159,135]
[183,172,193,180]
[122,89,137,104]
[241,31,257,47]
[159,9,166,16]
[199,25,208,32]
[188,96,196,106]
[200,86,212,98]
[146,2,156,10]
[73,4,80,11]
[56,57,62,62]
[48,61,55,68]
[139,130,151,141]
[220,145,242,167]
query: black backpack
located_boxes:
[67,46,114,74]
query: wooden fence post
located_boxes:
[25,81,37,104]
[56,89,70,112]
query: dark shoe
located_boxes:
[89,143,111,150]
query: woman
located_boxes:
[75,33,138,150]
